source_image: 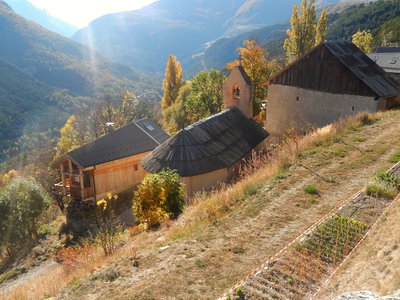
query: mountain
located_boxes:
[5,0,78,37]
[0,58,71,158]
[0,1,160,161]
[0,1,158,99]
[73,0,345,74]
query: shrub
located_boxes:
[231,246,245,254]
[388,150,400,164]
[303,184,319,195]
[133,169,185,229]
[0,176,51,256]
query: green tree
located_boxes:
[54,115,82,161]
[185,69,225,124]
[161,55,182,127]
[0,177,51,256]
[133,169,185,229]
[352,30,373,53]
[227,40,280,116]
[284,0,327,62]
[163,81,192,135]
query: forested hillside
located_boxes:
[0,1,158,99]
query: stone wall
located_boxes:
[266,84,379,136]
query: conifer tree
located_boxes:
[161,55,182,122]
[284,0,327,63]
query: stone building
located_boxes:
[369,47,400,82]
[142,66,268,196]
[265,41,400,137]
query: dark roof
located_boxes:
[368,52,400,74]
[237,65,253,85]
[65,118,169,168]
[269,41,400,98]
[375,47,400,53]
[142,108,268,177]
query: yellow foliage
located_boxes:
[352,30,373,53]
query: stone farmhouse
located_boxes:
[56,118,169,202]
[142,66,269,196]
[265,41,400,136]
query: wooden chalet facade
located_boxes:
[265,41,400,136]
[56,118,168,202]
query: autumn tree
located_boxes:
[352,30,373,53]
[161,55,182,128]
[163,81,192,135]
[133,169,185,229]
[54,115,83,161]
[185,69,225,124]
[284,0,327,62]
[227,40,280,116]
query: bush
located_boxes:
[133,169,185,229]
[0,176,51,256]
[303,184,319,195]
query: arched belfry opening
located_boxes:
[223,65,254,118]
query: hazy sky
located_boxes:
[28,0,158,27]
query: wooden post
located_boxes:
[80,169,84,200]
[60,163,66,196]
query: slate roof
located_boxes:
[142,108,268,177]
[64,118,169,168]
[268,41,400,98]
[237,65,253,85]
[368,52,400,74]
[324,42,400,97]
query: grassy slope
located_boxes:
[3,110,400,300]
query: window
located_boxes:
[84,173,91,188]
[352,106,355,111]
[144,122,155,131]
[296,96,299,101]
[134,164,138,171]
[72,175,80,184]
[233,84,240,99]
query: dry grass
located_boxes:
[169,112,380,241]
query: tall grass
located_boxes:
[169,112,380,240]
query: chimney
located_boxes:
[105,122,115,134]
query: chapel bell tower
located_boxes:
[223,65,254,118]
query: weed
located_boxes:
[388,150,400,164]
[69,277,82,289]
[91,269,120,282]
[366,182,397,199]
[353,137,367,142]
[195,259,208,268]
[375,172,400,189]
[307,196,318,204]
[231,247,245,254]
[303,184,319,195]
[286,276,293,284]
[235,287,244,299]
[243,184,259,197]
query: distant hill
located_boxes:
[0,1,161,161]
[5,0,78,37]
[73,0,346,74]
[0,58,73,158]
[0,1,158,99]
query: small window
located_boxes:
[72,175,80,184]
[134,164,138,171]
[352,106,355,111]
[144,122,155,131]
[233,84,240,99]
[296,96,299,101]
